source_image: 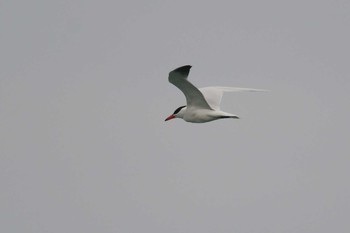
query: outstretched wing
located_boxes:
[199,86,268,110]
[168,65,212,110]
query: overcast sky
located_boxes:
[1,0,350,232]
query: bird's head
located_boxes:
[165,105,186,121]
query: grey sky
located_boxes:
[1,0,349,232]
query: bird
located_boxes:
[165,65,266,123]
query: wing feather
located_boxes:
[168,66,212,109]
[199,86,268,110]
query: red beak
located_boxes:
[165,114,175,121]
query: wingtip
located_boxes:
[172,65,192,75]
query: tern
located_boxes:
[165,65,266,123]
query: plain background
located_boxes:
[1,0,349,232]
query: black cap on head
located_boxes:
[173,105,186,114]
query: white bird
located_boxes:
[165,65,266,123]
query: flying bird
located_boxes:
[165,65,266,123]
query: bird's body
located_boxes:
[179,107,238,123]
[165,65,265,123]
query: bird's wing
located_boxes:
[199,86,268,110]
[168,65,212,109]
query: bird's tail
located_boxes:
[219,115,239,119]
